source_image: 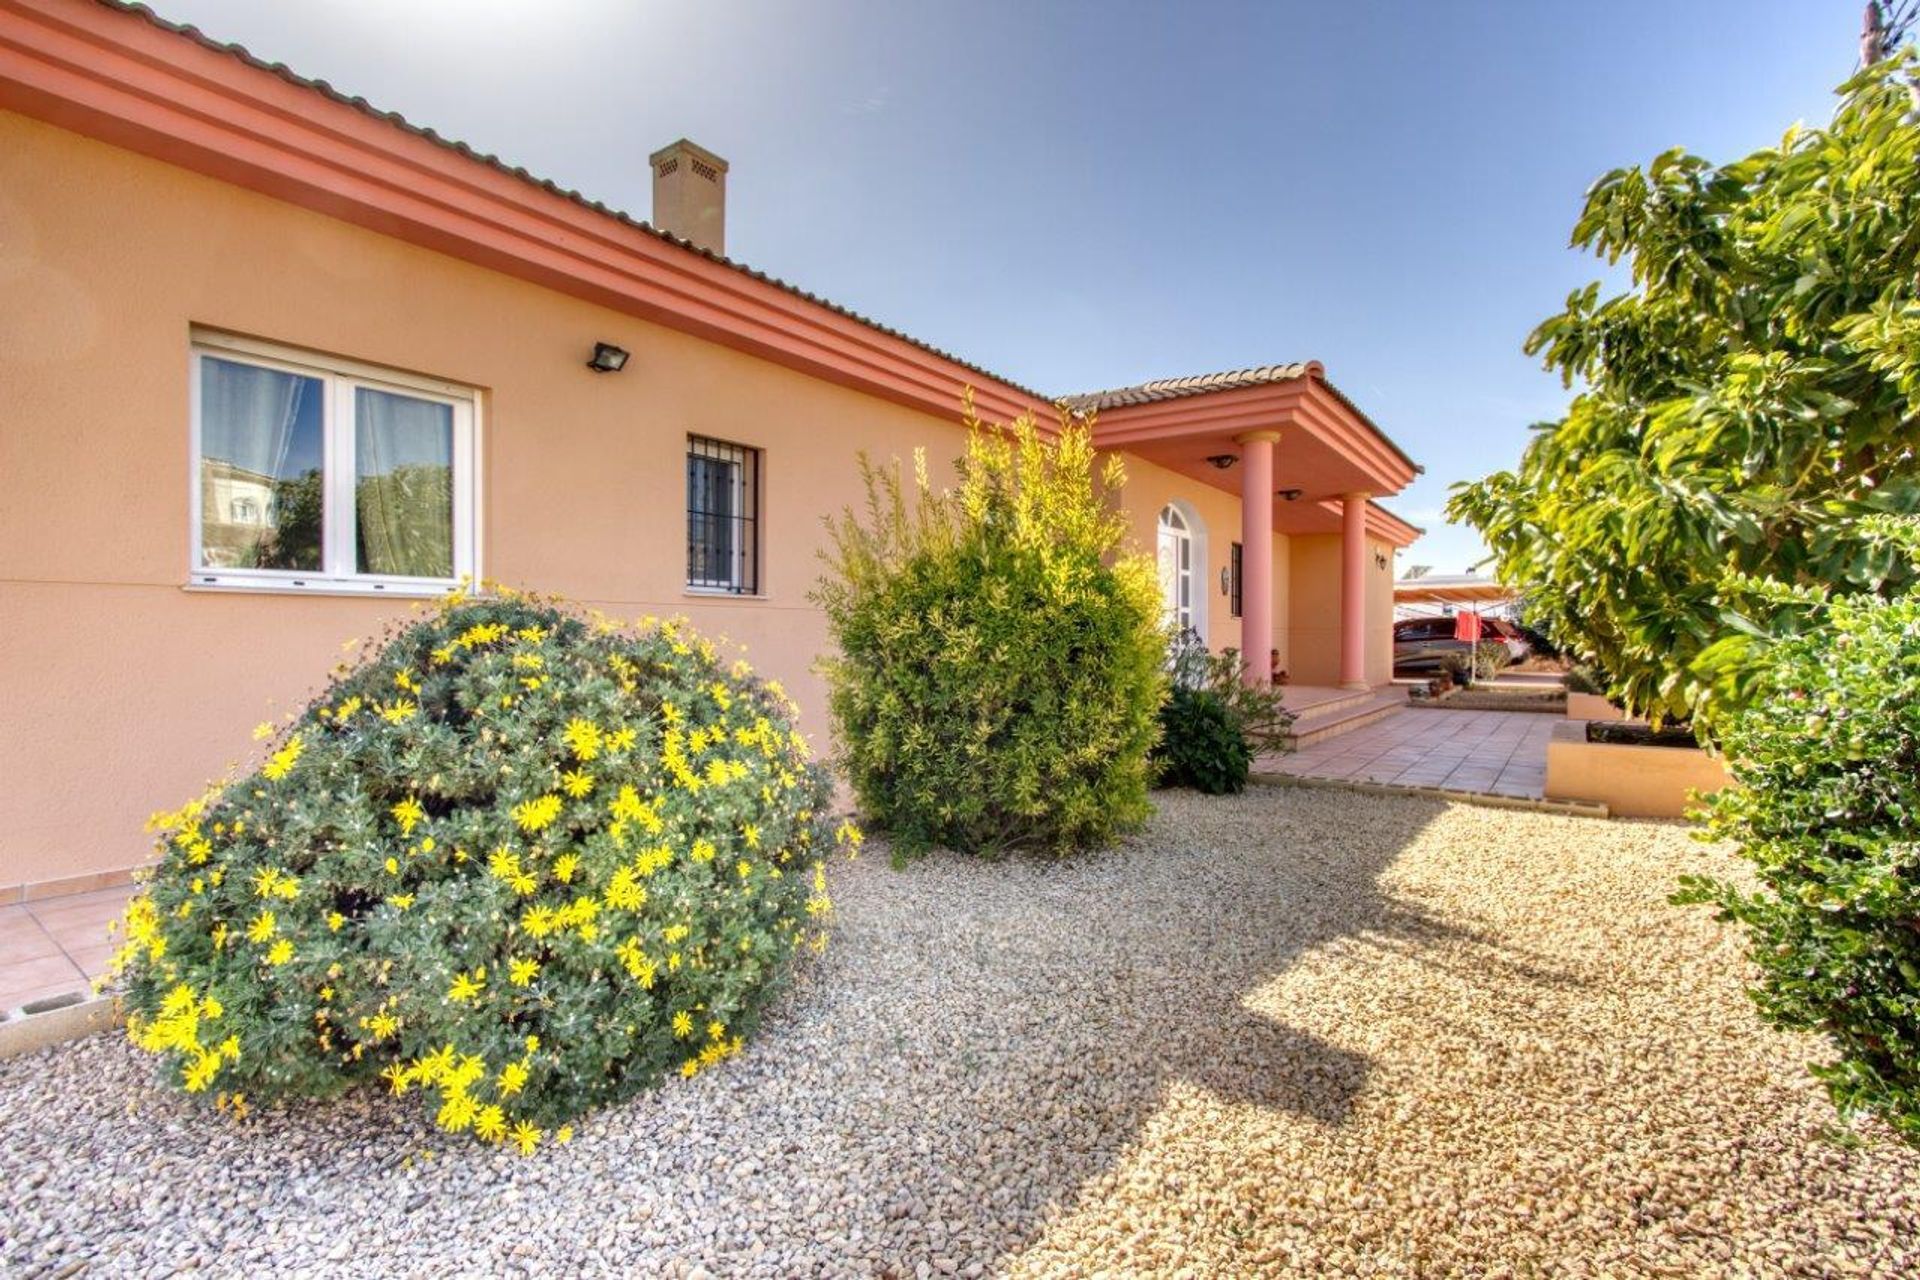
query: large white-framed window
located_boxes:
[189,332,479,595]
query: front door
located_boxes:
[1158,504,1195,639]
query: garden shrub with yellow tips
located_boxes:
[116,594,850,1151]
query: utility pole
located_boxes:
[1863,1,1919,65]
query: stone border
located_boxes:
[0,990,120,1061]
[1250,768,1612,819]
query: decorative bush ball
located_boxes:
[815,402,1167,857]
[116,592,854,1152]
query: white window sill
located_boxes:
[184,576,462,600]
[683,586,768,601]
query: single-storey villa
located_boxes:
[0,0,1421,897]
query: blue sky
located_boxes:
[154,0,1863,572]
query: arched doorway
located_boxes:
[1157,502,1206,644]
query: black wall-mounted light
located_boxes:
[1205,453,1238,470]
[587,342,631,373]
[1277,487,1303,502]
[1374,551,1389,570]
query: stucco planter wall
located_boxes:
[1545,720,1730,819]
[1565,692,1628,721]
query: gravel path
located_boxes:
[3,786,1917,1278]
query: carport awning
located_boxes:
[1393,576,1515,606]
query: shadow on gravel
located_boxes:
[803,785,1485,1274]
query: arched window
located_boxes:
[1157,503,1199,641]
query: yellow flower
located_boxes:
[266,939,294,966]
[377,699,418,725]
[512,794,563,833]
[552,852,580,884]
[672,1010,693,1039]
[246,911,277,943]
[391,795,426,835]
[366,1011,399,1040]
[707,1020,726,1042]
[563,718,603,761]
[262,735,304,781]
[509,957,540,987]
[690,839,717,863]
[381,1063,411,1096]
[512,1120,542,1155]
[742,823,761,850]
[603,865,646,912]
[251,722,275,741]
[560,770,594,799]
[488,846,537,895]
[499,1061,529,1096]
[448,970,485,1002]
[437,1093,477,1132]
[387,893,415,910]
[554,1124,573,1144]
[474,1105,507,1143]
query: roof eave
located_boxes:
[0,0,1049,423]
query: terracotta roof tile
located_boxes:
[1059,362,1322,411]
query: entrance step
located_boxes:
[1281,690,1406,750]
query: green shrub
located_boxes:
[1153,637,1295,794]
[1155,687,1252,794]
[1564,661,1607,696]
[116,593,851,1152]
[1678,590,1920,1140]
[814,397,1166,856]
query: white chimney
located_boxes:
[649,138,729,255]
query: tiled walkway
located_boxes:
[0,885,135,1014]
[1259,708,1556,799]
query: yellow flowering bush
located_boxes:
[116,593,852,1152]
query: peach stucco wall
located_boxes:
[2,111,995,887]
[1285,532,1396,688]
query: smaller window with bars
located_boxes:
[685,435,761,594]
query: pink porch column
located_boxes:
[1237,430,1279,686]
[1340,491,1370,689]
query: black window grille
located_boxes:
[1229,541,1243,618]
[686,435,760,593]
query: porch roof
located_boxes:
[1071,362,1424,547]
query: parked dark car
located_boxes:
[1393,616,1530,672]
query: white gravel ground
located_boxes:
[3,785,1917,1278]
